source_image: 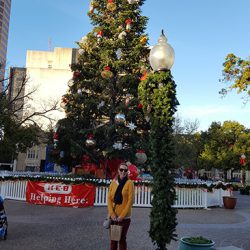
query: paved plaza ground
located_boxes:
[1,191,250,250]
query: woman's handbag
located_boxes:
[110,222,122,241]
[103,216,111,229]
[104,204,116,229]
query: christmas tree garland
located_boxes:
[0,174,233,189]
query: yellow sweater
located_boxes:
[108,179,135,219]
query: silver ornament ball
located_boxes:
[115,113,126,125]
[85,138,96,148]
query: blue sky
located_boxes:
[6,0,250,131]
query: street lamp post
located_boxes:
[141,30,178,249]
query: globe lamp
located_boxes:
[149,30,175,71]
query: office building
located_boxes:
[7,67,26,120]
[0,0,11,91]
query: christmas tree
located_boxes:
[51,0,150,178]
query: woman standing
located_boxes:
[108,162,135,250]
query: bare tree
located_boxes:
[0,71,61,162]
[6,70,60,128]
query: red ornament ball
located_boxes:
[128,164,139,180]
[73,71,81,78]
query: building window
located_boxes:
[48,60,53,69]
[25,166,36,172]
[27,148,39,159]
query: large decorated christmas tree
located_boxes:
[50,0,150,178]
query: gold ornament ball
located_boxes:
[101,69,113,79]
[107,2,116,11]
[140,36,148,45]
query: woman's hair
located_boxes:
[119,162,129,169]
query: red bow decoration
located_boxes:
[97,30,104,36]
[104,66,111,71]
[125,19,133,25]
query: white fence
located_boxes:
[0,180,230,209]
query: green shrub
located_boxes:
[183,236,212,244]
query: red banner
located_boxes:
[26,181,95,208]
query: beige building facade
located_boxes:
[16,144,46,172]
[10,47,77,171]
[25,47,77,130]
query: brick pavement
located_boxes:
[1,191,250,250]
